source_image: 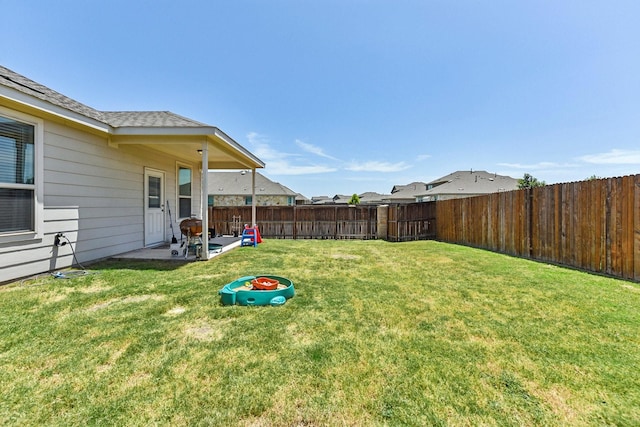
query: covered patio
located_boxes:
[112,235,243,261]
[106,114,265,260]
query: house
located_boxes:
[294,193,310,205]
[310,194,353,205]
[311,196,332,204]
[208,171,298,206]
[0,65,264,284]
[358,191,388,205]
[382,182,428,204]
[417,170,519,202]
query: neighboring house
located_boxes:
[208,171,298,206]
[417,170,519,202]
[332,195,352,204]
[311,196,332,204]
[0,65,263,284]
[358,191,388,205]
[311,194,352,205]
[294,193,310,205]
[310,192,388,205]
[382,182,428,204]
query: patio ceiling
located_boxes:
[109,127,265,170]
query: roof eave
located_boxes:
[212,128,265,169]
[0,86,110,134]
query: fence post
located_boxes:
[377,204,389,241]
[293,206,297,239]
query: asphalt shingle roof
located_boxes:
[0,64,104,122]
[421,170,519,195]
[102,111,209,128]
[208,171,297,196]
[1,65,211,130]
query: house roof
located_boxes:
[358,191,388,204]
[0,64,105,123]
[311,196,332,204]
[208,171,298,196]
[420,170,519,196]
[385,182,428,200]
[0,65,205,129]
[0,64,264,170]
[102,111,209,128]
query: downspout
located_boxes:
[201,141,209,259]
[251,168,257,228]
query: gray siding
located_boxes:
[1,118,201,283]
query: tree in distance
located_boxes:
[348,193,361,205]
[517,173,546,189]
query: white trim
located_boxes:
[0,106,44,244]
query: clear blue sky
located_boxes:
[4,1,640,197]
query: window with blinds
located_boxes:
[0,116,35,233]
[178,166,192,218]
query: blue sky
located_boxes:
[4,1,640,197]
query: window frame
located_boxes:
[0,107,44,243]
[176,163,193,219]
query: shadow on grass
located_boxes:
[88,258,192,272]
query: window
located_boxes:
[244,196,252,206]
[0,114,38,235]
[177,166,192,218]
[287,196,295,206]
[208,195,214,207]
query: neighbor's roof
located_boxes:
[358,191,388,204]
[421,170,519,196]
[385,182,428,200]
[208,171,298,196]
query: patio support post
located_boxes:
[251,168,257,227]
[201,141,209,259]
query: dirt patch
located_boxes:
[96,344,130,373]
[165,306,187,316]
[184,318,233,342]
[527,382,586,424]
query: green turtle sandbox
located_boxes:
[219,275,295,306]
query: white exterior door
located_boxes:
[144,169,165,246]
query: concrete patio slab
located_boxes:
[111,236,242,261]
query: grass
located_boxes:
[1,239,639,426]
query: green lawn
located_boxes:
[1,240,639,426]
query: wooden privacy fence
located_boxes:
[436,174,640,281]
[209,205,378,240]
[209,174,639,281]
[385,202,437,241]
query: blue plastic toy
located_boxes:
[219,275,295,306]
